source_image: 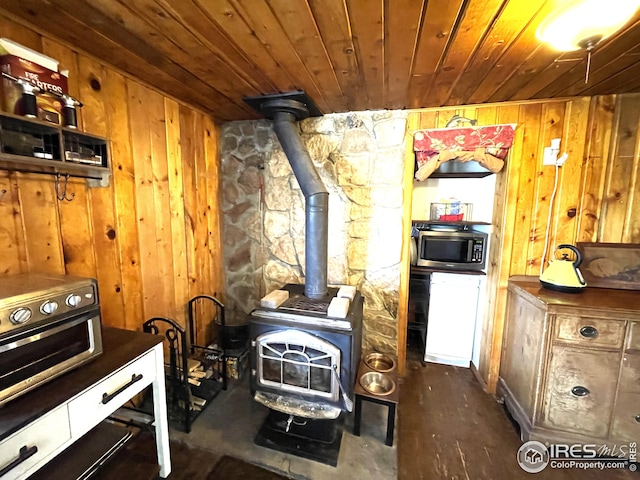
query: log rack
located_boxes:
[140,296,227,433]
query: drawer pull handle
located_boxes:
[571,386,590,397]
[0,445,38,477]
[102,373,143,404]
[579,326,599,338]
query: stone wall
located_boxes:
[220,111,408,355]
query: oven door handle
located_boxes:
[101,373,143,404]
[0,445,38,478]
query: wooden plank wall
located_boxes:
[0,14,225,342]
[403,93,640,390]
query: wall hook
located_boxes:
[0,189,6,202]
[445,114,478,128]
[55,174,75,202]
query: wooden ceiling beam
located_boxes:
[116,0,260,109]
[479,8,640,105]
[466,1,558,105]
[449,0,545,106]
[384,0,425,109]
[511,15,640,101]
[506,48,584,101]
[423,0,505,108]
[581,61,640,97]
[0,0,639,120]
[308,0,365,111]
[407,0,463,109]
[543,52,639,99]
[0,1,247,119]
[266,0,347,112]
[49,0,256,117]
[78,0,256,117]
[605,54,640,93]
[161,0,285,92]
[345,0,384,110]
[230,0,331,113]
[194,0,298,93]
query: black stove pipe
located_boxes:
[270,107,328,299]
[244,93,329,300]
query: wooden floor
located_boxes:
[397,352,637,480]
[56,352,639,479]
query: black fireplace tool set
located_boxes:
[134,295,243,433]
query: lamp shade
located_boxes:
[537,0,640,51]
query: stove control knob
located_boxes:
[66,294,82,308]
[40,300,59,315]
[10,307,32,325]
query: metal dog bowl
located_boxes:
[363,352,396,373]
[359,371,396,396]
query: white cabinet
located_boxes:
[0,329,171,480]
[424,273,483,367]
[0,406,70,479]
[67,349,156,438]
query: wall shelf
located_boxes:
[412,220,492,230]
[0,111,110,187]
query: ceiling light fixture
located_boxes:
[536,0,640,83]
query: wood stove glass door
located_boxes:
[256,330,340,401]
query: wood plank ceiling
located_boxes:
[1,0,639,121]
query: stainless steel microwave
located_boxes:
[416,229,487,271]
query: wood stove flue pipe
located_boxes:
[271,107,328,299]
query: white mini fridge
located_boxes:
[424,272,483,368]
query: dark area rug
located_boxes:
[207,455,290,480]
[85,425,290,480]
[92,428,223,480]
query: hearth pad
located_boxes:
[254,410,343,467]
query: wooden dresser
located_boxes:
[498,276,640,446]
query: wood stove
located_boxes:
[249,283,363,466]
[250,284,363,419]
[244,91,363,465]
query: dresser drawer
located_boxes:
[554,315,625,349]
[611,353,640,441]
[541,346,619,437]
[0,406,70,480]
[68,349,156,438]
[627,322,640,351]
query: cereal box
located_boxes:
[0,38,68,124]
